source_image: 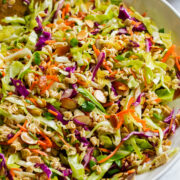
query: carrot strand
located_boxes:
[175,57,180,71]
[161,44,175,63]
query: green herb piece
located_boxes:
[115,160,122,168]
[34,52,41,65]
[115,55,125,61]
[81,101,95,112]
[89,160,96,169]
[153,113,163,121]
[110,0,122,5]
[2,0,6,4]
[159,28,165,33]
[78,87,106,113]
[43,112,55,120]
[108,169,119,175]
[70,38,79,47]
[28,132,38,140]
[65,15,69,19]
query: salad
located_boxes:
[0,0,180,179]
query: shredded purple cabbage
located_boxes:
[11,78,29,97]
[7,133,14,140]
[34,17,43,34]
[0,153,13,180]
[36,31,51,51]
[35,163,52,178]
[133,93,145,106]
[122,131,158,142]
[164,109,174,124]
[163,123,176,136]
[73,118,86,126]
[94,22,100,27]
[177,71,180,80]
[117,28,128,35]
[65,66,76,73]
[23,0,30,5]
[111,86,118,96]
[92,52,105,81]
[145,38,152,52]
[62,169,72,176]
[51,0,65,22]
[91,29,100,35]
[118,6,131,20]
[75,130,90,146]
[46,104,68,125]
[132,23,146,32]
[61,89,77,99]
[129,40,140,48]
[83,147,94,167]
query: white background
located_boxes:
[160,1,180,180]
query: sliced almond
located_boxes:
[21,132,37,145]
[74,115,92,126]
[94,90,107,103]
[117,83,128,91]
[85,20,94,28]
[61,98,77,109]
[77,30,88,40]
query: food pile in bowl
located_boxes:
[0,0,180,179]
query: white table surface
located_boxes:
[159,1,180,180]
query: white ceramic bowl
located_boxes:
[123,0,180,179]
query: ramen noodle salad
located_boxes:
[0,0,180,179]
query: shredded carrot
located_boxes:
[57,134,71,148]
[38,131,53,148]
[10,168,21,171]
[65,20,75,26]
[30,81,38,90]
[109,70,118,77]
[77,79,88,86]
[30,149,48,156]
[48,109,58,117]
[116,109,135,116]
[127,97,135,109]
[45,40,56,45]
[142,12,147,17]
[98,141,124,163]
[103,60,112,73]
[46,75,59,82]
[92,45,100,56]
[99,148,111,153]
[80,65,86,72]
[41,80,55,94]
[62,8,66,19]
[8,120,27,144]
[65,4,70,14]
[130,69,137,79]
[161,44,175,63]
[175,57,180,71]
[8,92,13,95]
[154,98,161,103]
[127,169,135,174]
[1,71,5,77]
[131,21,141,27]
[17,124,27,132]
[143,72,148,87]
[103,102,113,107]
[116,115,124,129]
[10,170,15,177]
[105,115,110,119]
[28,98,38,107]
[46,23,55,28]
[37,140,47,147]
